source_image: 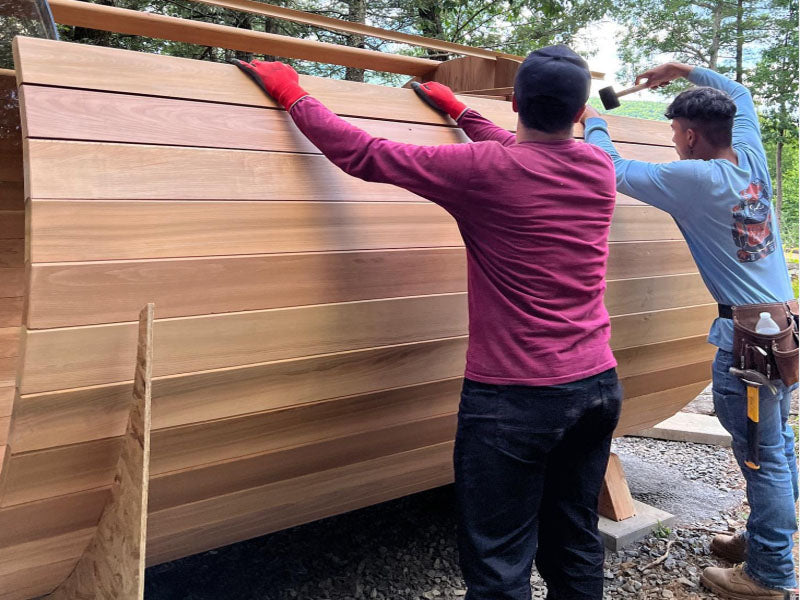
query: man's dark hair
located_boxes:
[665,86,736,148]
[514,45,591,133]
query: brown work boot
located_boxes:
[711,532,747,563]
[700,565,785,599]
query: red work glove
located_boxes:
[411,81,468,121]
[232,59,309,111]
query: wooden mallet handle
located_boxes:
[598,82,650,110]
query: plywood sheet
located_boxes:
[47,304,152,600]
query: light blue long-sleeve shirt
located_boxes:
[585,67,794,351]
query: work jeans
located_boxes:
[712,348,799,590]
[454,369,622,600]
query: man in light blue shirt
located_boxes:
[582,63,797,599]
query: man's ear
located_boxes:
[512,95,518,113]
[686,127,696,149]
[573,104,587,123]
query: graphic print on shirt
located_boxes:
[731,180,775,263]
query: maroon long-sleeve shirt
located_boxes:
[289,97,617,386]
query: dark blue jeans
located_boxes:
[454,369,623,600]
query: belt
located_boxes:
[718,300,799,320]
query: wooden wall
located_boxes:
[0,36,714,598]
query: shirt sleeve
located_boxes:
[456,109,516,146]
[288,96,477,216]
[687,66,766,163]
[584,117,706,219]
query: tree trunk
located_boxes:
[344,0,366,82]
[234,13,253,63]
[775,138,783,226]
[417,0,446,59]
[708,0,724,69]
[735,0,744,82]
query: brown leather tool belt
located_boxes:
[721,299,799,386]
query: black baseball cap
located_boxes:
[514,45,591,130]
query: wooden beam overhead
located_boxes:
[183,0,604,78]
[47,0,440,77]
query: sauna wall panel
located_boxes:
[1,36,716,593]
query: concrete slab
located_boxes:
[598,500,676,551]
[633,412,732,447]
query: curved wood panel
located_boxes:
[0,37,716,598]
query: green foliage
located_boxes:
[764,137,799,248]
[653,521,672,539]
[587,98,669,121]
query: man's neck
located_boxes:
[696,145,739,165]
[516,124,574,143]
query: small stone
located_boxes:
[662,590,674,598]
[453,590,466,597]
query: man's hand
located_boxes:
[232,59,309,111]
[579,105,601,125]
[635,62,693,89]
[411,81,468,121]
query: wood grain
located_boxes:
[0,268,23,298]
[14,38,673,145]
[614,380,711,436]
[26,243,698,329]
[27,200,681,265]
[1,437,121,506]
[0,183,23,211]
[20,294,470,394]
[25,139,677,202]
[12,337,468,452]
[145,442,455,565]
[0,240,23,268]
[0,298,23,327]
[0,212,23,240]
[46,305,152,600]
[48,0,439,77]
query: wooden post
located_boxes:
[47,304,154,600]
[598,452,636,522]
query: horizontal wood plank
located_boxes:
[0,557,83,600]
[0,487,108,548]
[146,442,455,565]
[0,268,23,298]
[0,183,24,211]
[26,241,697,328]
[0,240,23,268]
[0,212,23,240]
[0,298,22,327]
[0,387,13,417]
[12,337,468,452]
[21,276,713,393]
[149,378,461,475]
[1,437,120,506]
[0,328,19,359]
[614,380,711,437]
[15,37,673,146]
[25,139,677,202]
[20,294,469,393]
[0,527,93,579]
[148,415,457,513]
[27,200,682,264]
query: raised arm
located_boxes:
[582,109,705,218]
[232,59,478,216]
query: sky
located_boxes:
[575,19,665,101]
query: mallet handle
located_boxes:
[616,82,650,99]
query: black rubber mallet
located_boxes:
[598,82,650,110]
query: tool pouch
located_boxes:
[732,300,799,387]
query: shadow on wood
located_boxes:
[46,304,153,600]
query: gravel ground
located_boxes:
[145,434,760,600]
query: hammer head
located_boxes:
[599,86,620,110]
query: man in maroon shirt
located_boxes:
[235,45,621,600]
